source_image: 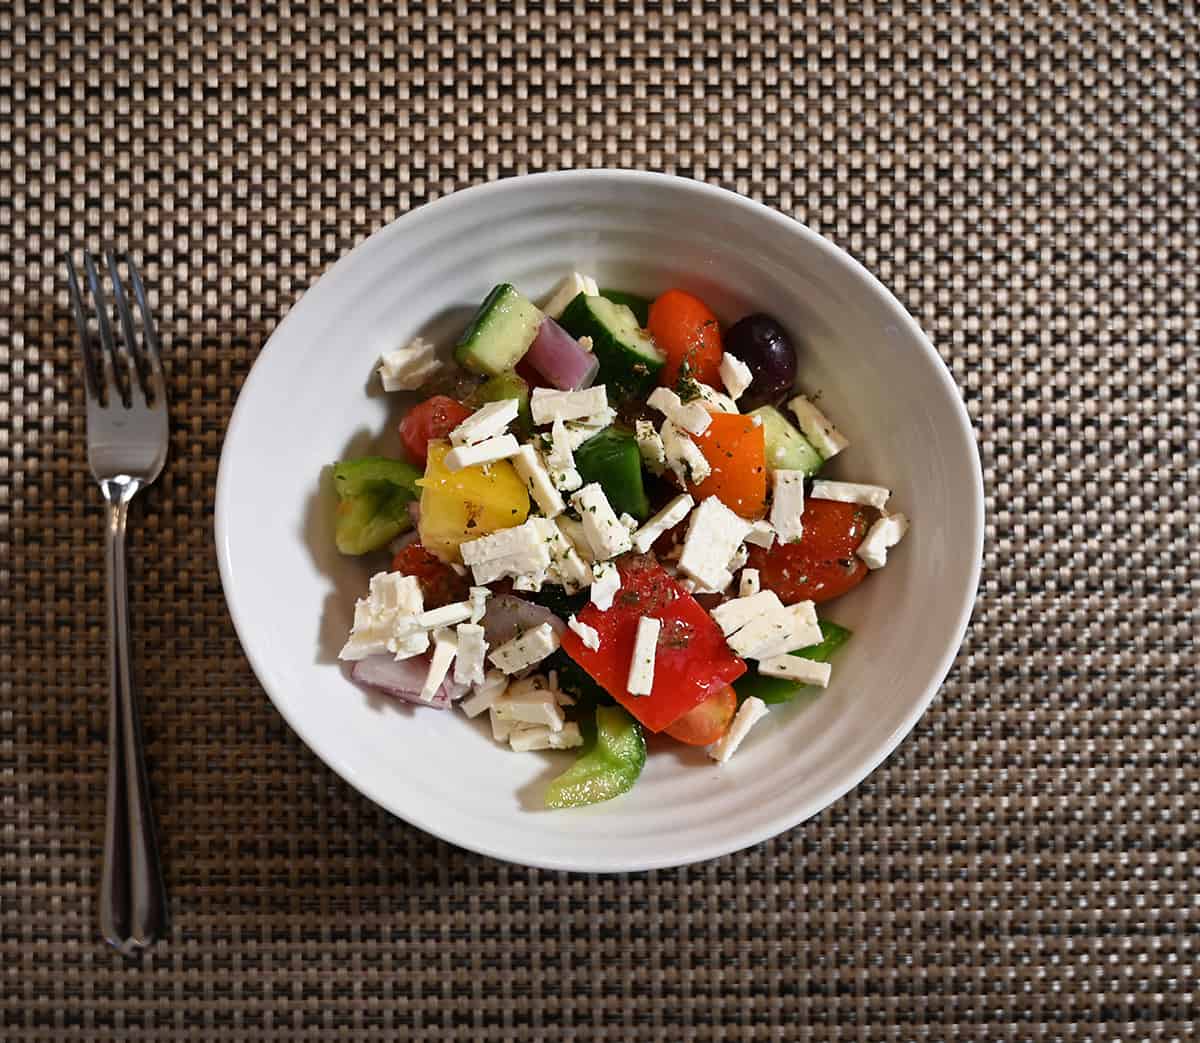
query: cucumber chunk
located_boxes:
[599,289,652,326]
[454,284,544,376]
[750,404,824,476]
[559,294,665,401]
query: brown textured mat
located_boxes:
[2,1,1197,1039]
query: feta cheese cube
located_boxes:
[563,409,618,448]
[661,420,712,485]
[770,469,807,543]
[508,721,585,752]
[618,513,638,532]
[710,590,785,637]
[632,493,694,553]
[420,628,458,702]
[448,399,519,446]
[494,675,565,730]
[460,521,552,569]
[556,516,595,563]
[647,386,712,436]
[577,336,594,352]
[567,614,601,651]
[490,706,516,741]
[626,616,661,696]
[745,519,776,548]
[691,381,739,414]
[739,568,760,597]
[469,553,547,587]
[453,623,488,686]
[751,600,823,659]
[635,419,667,476]
[728,543,749,573]
[530,517,592,592]
[416,600,474,630]
[339,572,425,660]
[810,479,890,510]
[757,654,832,687]
[707,696,770,763]
[719,353,754,400]
[460,669,507,718]
[541,272,600,319]
[680,571,733,596]
[678,496,752,590]
[378,336,441,392]
[489,622,561,674]
[511,445,566,518]
[856,512,910,569]
[725,610,794,659]
[546,419,583,492]
[530,385,609,425]
[443,434,521,472]
[788,395,849,460]
[571,483,633,560]
[590,560,621,611]
[468,586,491,623]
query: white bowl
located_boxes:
[215,170,983,872]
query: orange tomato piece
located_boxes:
[688,412,768,519]
[647,289,724,388]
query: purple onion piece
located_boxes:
[480,594,566,648]
[521,318,600,391]
[351,653,454,708]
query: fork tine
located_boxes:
[64,253,103,400]
[124,256,166,403]
[83,252,132,406]
[105,251,148,401]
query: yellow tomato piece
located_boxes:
[416,441,530,562]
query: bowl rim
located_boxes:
[215,169,985,871]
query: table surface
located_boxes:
[3,2,1197,1040]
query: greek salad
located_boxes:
[332,274,909,809]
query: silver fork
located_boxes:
[65,251,170,953]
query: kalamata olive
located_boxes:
[724,314,797,409]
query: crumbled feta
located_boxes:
[590,560,621,610]
[710,590,785,637]
[530,517,592,593]
[856,512,910,569]
[460,669,507,718]
[511,445,566,518]
[661,420,712,486]
[489,622,561,674]
[508,721,585,752]
[577,336,594,352]
[567,614,601,651]
[541,272,600,319]
[443,434,521,472]
[546,419,583,492]
[707,696,769,763]
[635,419,667,476]
[420,628,458,702]
[739,568,760,597]
[448,399,519,446]
[530,385,609,425]
[788,395,849,460]
[632,493,694,553]
[416,600,474,630]
[770,469,807,543]
[468,586,491,623]
[757,655,832,686]
[647,386,712,436]
[494,675,565,731]
[810,479,890,510]
[571,483,633,560]
[619,513,638,532]
[678,496,752,590]
[339,572,426,660]
[719,354,754,400]
[453,622,488,686]
[745,519,776,549]
[627,616,661,696]
[378,336,441,392]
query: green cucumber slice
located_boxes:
[454,284,544,376]
[599,289,652,326]
[750,405,824,476]
[558,294,664,401]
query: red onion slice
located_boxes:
[521,318,599,391]
[481,594,566,648]
[351,653,463,707]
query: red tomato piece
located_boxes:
[559,556,747,732]
[390,543,471,608]
[398,395,473,466]
[663,686,738,746]
[748,499,871,604]
[647,289,724,388]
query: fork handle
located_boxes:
[99,482,169,952]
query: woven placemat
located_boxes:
[3,1,1197,1039]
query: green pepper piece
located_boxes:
[331,456,421,555]
[544,706,646,809]
[574,427,651,521]
[598,289,652,327]
[472,370,532,437]
[733,620,853,705]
